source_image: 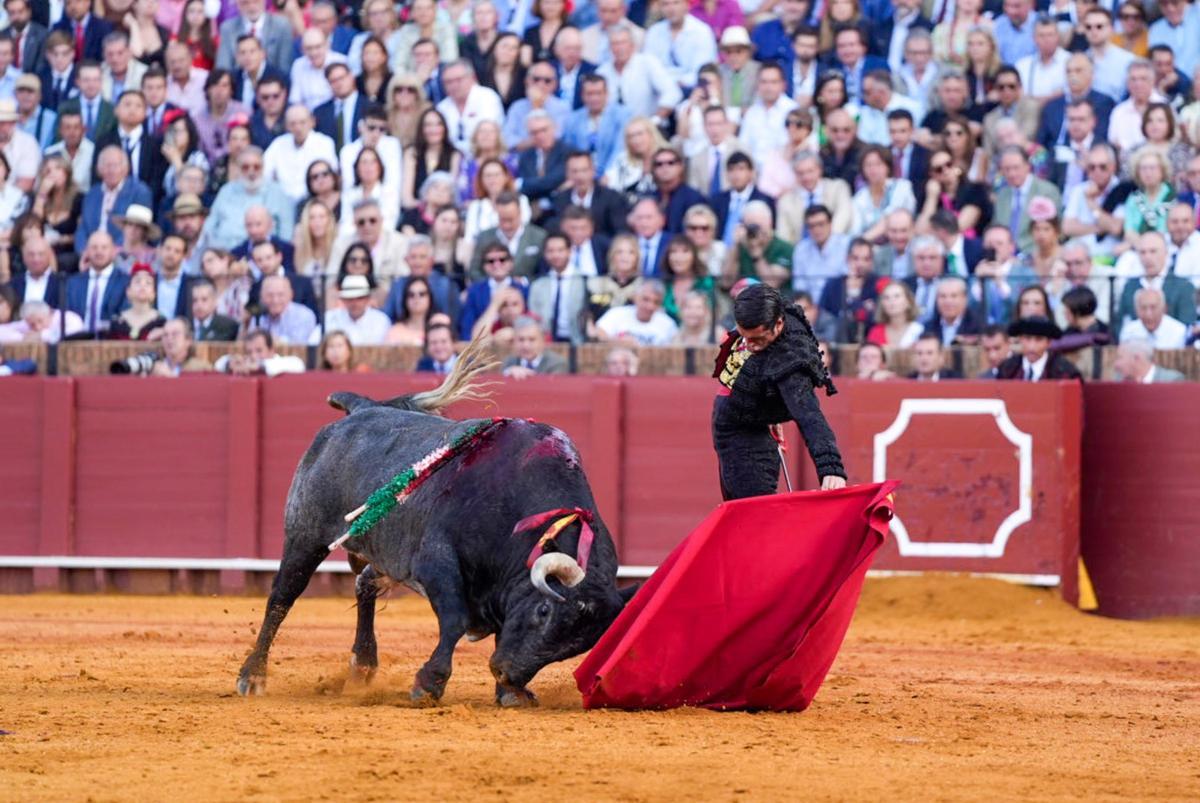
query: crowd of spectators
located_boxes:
[0,0,1197,382]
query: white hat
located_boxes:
[112,204,163,240]
[719,26,752,49]
[0,99,19,123]
[339,274,372,299]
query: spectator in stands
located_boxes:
[643,0,718,91]
[384,276,438,346]
[561,76,627,179]
[1131,103,1193,190]
[997,316,1082,380]
[68,231,128,334]
[6,237,59,308]
[905,235,946,322]
[75,146,151,253]
[917,148,991,239]
[203,146,293,250]
[384,236,459,326]
[651,146,707,234]
[712,151,771,245]
[595,279,680,345]
[460,241,529,339]
[557,205,608,278]
[263,105,337,203]
[1062,143,1129,259]
[673,289,716,346]
[216,0,294,74]
[16,76,55,151]
[503,61,571,150]
[1084,8,1136,99]
[1037,53,1115,152]
[1112,336,1188,382]
[873,210,916,278]
[469,191,547,279]
[1150,0,1200,78]
[777,151,852,242]
[144,318,211,376]
[792,205,848,301]
[1108,60,1161,154]
[907,333,961,381]
[855,341,894,380]
[328,198,409,292]
[1015,16,1069,104]
[416,322,458,373]
[154,234,192,320]
[1118,232,1196,329]
[1120,286,1189,349]
[502,316,568,378]
[820,108,867,189]
[220,329,306,376]
[1014,284,1053,324]
[108,263,166,340]
[585,234,643,333]
[1062,285,1108,338]
[857,70,922,148]
[724,199,791,291]
[852,145,916,241]
[248,273,316,345]
[557,151,626,233]
[924,275,983,346]
[982,67,1039,156]
[318,274,390,345]
[189,277,239,341]
[977,323,1012,378]
[1166,202,1200,278]
[738,63,796,166]
[248,75,288,149]
[525,233,586,344]
[43,109,92,194]
[1149,44,1192,108]
[164,40,208,117]
[401,170,458,237]
[604,345,639,376]
[994,145,1061,253]
[1123,147,1176,242]
[596,23,679,124]
[818,237,877,344]
[318,330,366,373]
[514,109,570,207]
[436,59,504,153]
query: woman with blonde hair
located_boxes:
[865,280,923,348]
[603,117,667,199]
[586,235,644,338]
[672,290,716,346]
[29,155,81,270]
[294,200,336,279]
[459,120,517,203]
[385,74,430,149]
[932,0,989,66]
[682,204,727,280]
[464,159,532,240]
[964,27,1001,113]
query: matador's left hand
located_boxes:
[820,476,847,490]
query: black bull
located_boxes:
[236,392,633,706]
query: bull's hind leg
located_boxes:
[348,564,380,684]
[236,541,328,696]
[409,539,468,704]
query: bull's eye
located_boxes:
[536,602,551,618]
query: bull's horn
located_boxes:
[530,553,585,602]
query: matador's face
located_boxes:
[737,318,785,353]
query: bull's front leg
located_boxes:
[409,540,468,704]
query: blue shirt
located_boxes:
[642,15,718,88]
[1150,7,1200,78]
[201,181,296,251]
[992,14,1038,66]
[501,95,573,148]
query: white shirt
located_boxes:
[263,131,339,201]
[1119,314,1188,349]
[641,15,719,88]
[288,51,348,110]
[738,95,799,165]
[1063,176,1123,257]
[340,134,403,204]
[1021,352,1049,381]
[596,53,682,119]
[1141,365,1158,384]
[1108,94,1166,152]
[595,305,679,345]
[888,10,921,72]
[1016,49,1069,100]
[2,127,40,185]
[1169,231,1200,286]
[44,138,94,193]
[857,93,924,146]
[316,306,392,345]
[436,85,505,153]
[21,271,49,303]
[567,242,599,277]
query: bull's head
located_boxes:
[490,551,636,693]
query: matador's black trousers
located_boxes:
[712,396,781,501]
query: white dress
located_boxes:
[851,179,917,237]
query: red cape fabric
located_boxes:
[575,481,898,711]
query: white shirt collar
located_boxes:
[1022,351,1049,380]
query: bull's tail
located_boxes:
[404,327,500,415]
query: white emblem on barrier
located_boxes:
[872,398,1033,558]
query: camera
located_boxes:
[110,352,161,375]
[980,247,997,262]
[745,223,762,239]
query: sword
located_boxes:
[770,424,792,492]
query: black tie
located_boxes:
[551,274,562,340]
[1025,365,1034,381]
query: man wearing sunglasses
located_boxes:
[249,75,288,149]
[503,60,571,150]
[1083,8,1136,99]
[460,242,530,339]
[314,62,364,151]
[337,105,401,202]
[650,145,707,233]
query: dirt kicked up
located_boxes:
[1,576,1198,801]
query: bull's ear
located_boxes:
[618,582,641,607]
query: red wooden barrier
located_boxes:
[1081,384,1200,618]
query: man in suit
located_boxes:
[996,316,1083,381]
[557,204,610,277]
[1113,337,1187,383]
[100,30,145,102]
[651,145,708,233]
[977,324,1012,379]
[230,34,286,110]
[929,209,983,275]
[1035,53,1115,152]
[686,104,742,197]
[712,151,773,246]
[561,73,628,177]
[628,196,670,277]
[6,236,61,307]
[717,26,759,114]
[981,66,1040,153]
[312,62,364,152]
[887,111,930,205]
[903,235,946,323]
[515,110,571,211]
[52,0,112,62]
[308,0,355,57]
[247,239,319,317]
[776,151,853,243]
[231,204,296,274]
[67,231,129,334]
[140,66,177,138]
[460,242,531,339]
[922,276,984,346]
[4,0,48,75]
[552,26,596,110]
[551,150,628,237]
[38,30,76,111]
[75,144,153,252]
[503,316,569,377]
[825,25,889,105]
[469,191,548,281]
[993,146,1063,254]
[528,233,589,344]
[382,237,461,326]
[1116,231,1196,329]
[57,60,114,142]
[92,89,165,205]
[187,277,240,341]
[152,233,195,319]
[874,209,917,278]
[248,74,287,148]
[1045,99,1105,194]
[907,333,963,380]
[415,323,458,374]
[216,0,294,74]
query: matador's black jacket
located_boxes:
[711,306,846,500]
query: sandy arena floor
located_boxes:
[1,576,1198,802]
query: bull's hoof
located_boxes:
[496,685,538,708]
[237,672,266,697]
[348,654,377,685]
[410,683,441,706]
